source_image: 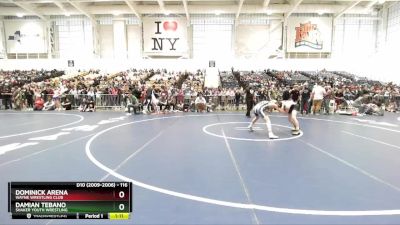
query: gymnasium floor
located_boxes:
[1,111,400,225]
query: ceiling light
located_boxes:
[378,0,385,4]
[215,10,222,16]
[65,12,71,17]
[164,11,170,16]
[265,10,272,15]
[317,11,325,15]
[16,13,24,18]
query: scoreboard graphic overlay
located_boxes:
[8,182,132,220]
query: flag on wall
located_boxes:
[287,17,332,53]
[5,21,46,53]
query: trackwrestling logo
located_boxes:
[294,21,323,50]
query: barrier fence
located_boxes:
[0,94,247,111]
[1,93,400,112]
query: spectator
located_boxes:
[126,93,139,115]
[311,82,326,115]
[235,89,241,111]
[43,97,55,111]
[34,96,44,111]
[61,97,72,110]
[245,87,255,117]
[195,93,207,112]
[300,84,311,115]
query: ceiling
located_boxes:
[0,0,390,21]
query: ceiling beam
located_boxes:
[66,0,96,22]
[0,4,374,16]
[124,0,141,21]
[53,1,69,15]
[8,0,47,20]
[364,0,378,11]
[182,0,190,21]
[2,0,399,3]
[284,0,304,20]
[263,0,271,8]
[235,0,245,19]
[156,0,165,12]
[335,0,363,19]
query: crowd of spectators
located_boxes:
[0,68,399,116]
[230,69,400,116]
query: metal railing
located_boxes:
[1,93,399,112]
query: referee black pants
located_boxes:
[246,100,253,117]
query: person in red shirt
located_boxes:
[34,96,44,111]
[158,86,169,112]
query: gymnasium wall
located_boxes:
[0,21,4,58]
[1,6,400,84]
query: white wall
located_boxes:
[1,13,400,84]
[99,25,113,58]
[0,21,5,58]
[235,25,269,58]
[127,25,141,59]
[113,20,127,59]
[235,22,282,59]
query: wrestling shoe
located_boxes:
[292,130,301,135]
[269,133,279,139]
[248,125,254,132]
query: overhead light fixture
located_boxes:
[113,11,121,16]
[378,0,385,4]
[65,12,71,17]
[215,10,222,16]
[265,10,272,15]
[164,11,170,16]
[16,13,24,18]
[317,11,325,15]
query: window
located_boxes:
[55,17,93,58]
[333,15,377,58]
[191,15,234,60]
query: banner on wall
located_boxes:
[142,17,188,57]
[287,17,332,53]
[4,21,47,53]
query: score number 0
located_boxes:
[118,191,125,211]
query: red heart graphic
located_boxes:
[163,21,178,31]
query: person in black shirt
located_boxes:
[290,85,300,102]
[61,98,72,110]
[25,87,34,109]
[300,84,311,115]
[245,87,254,117]
[2,83,13,109]
[282,87,290,102]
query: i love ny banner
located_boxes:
[143,17,188,56]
